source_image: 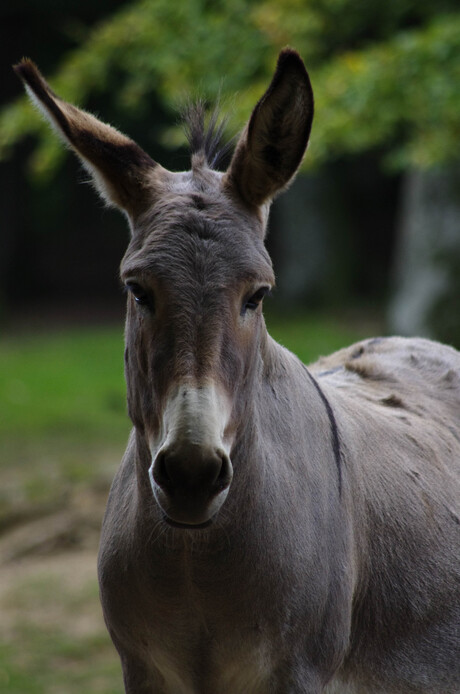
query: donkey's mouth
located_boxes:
[163,515,213,530]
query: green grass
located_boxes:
[0,327,131,523]
[0,327,128,440]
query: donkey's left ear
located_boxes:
[14,59,157,219]
[223,49,313,208]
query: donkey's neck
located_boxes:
[259,327,344,497]
[230,324,323,455]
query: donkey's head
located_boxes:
[16,50,313,527]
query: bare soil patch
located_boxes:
[0,480,123,693]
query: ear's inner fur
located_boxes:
[224,49,314,208]
[14,59,156,216]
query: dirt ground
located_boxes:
[0,480,123,693]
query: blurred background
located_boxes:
[0,1,459,691]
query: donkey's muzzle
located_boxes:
[150,444,233,526]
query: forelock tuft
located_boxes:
[182,101,233,170]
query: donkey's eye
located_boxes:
[242,287,271,314]
[125,282,153,310]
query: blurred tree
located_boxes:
[1,0,460,177]
[388,163,460,343]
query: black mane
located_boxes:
[182,101,233,170]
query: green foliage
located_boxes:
[311,14,460,169]
[1,0,459,176]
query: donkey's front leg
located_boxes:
[272,662,329,694]
[120,656,161,694]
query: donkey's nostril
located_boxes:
[214,453,233,492]
[152,447,233,497]
[150,445,233,525]
[152,452,172,490]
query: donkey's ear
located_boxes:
[14,59,156,218]
[224,49,313,207]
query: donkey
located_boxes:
[15,49,460,693]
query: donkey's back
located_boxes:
[315,336,460,691]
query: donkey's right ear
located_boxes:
[14,59,157,219]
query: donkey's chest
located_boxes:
[118,554,278,694]
[148,631,273,694]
